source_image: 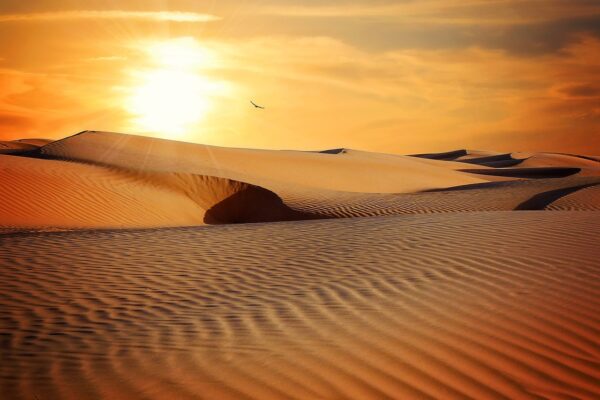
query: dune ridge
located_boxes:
[38,131,486,193]
[0,138,52,154]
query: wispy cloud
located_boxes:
[258,0,600,23]
[247,2,600,55]
[0,10,221,23]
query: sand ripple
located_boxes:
[545,184,600,211]
[1,212,599,399]
[276,177,600,218]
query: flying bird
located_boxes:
[251,100,265,109]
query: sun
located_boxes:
[125,38,226,138]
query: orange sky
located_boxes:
[0,0,599,153]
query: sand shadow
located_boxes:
[204,186,323,224]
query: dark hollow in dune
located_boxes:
[410,149,468,160]
[460,167,581,179]
[515,183,600,210]
[204,186,321,224]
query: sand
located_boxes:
[0,131,598,229]
[2,212,600,399]
[0,154,312,229]
[1,132,599,399]
[39,131,486,193]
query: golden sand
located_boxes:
[1,131,599,399]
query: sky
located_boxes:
[0,0,599,154]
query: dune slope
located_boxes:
[546,184,600,211]
[0,155,312,229]
[39,131,485,193]
[275,177,600,218]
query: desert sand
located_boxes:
[1,131,599,399]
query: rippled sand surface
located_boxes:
[2,212,599,399]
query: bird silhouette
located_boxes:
[251,101,265,109]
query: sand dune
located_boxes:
[457,167,582,179]
[14,138,54,146]
[0,154,315,229]
[546,183,600,211]
[39,131,485,193]
[0,138,52,154]
[413,149,600,172]
[274,177,600,218]
[1,212,599,399]
[0,131,596,229]
[408,149,504,163]
[512,152,600,169]
[2,138,599,228]
[1,132,599,399]
[0,140,38,154]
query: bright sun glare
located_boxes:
[126,37,226,138]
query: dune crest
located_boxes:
[39,131,486,193]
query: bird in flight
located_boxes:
[251,100,265,109]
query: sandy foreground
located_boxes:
[1,131,599,399]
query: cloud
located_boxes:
[484,15,600,55]
[251,14,600,55]
[0,10,221,23]
[559,84,600,98]
[0,67,130,140]
[251,1,600,55]
[258,0,600,24]
[0,112,33,130]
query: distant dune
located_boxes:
[1,131,599,399]
[0,139,41,155]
